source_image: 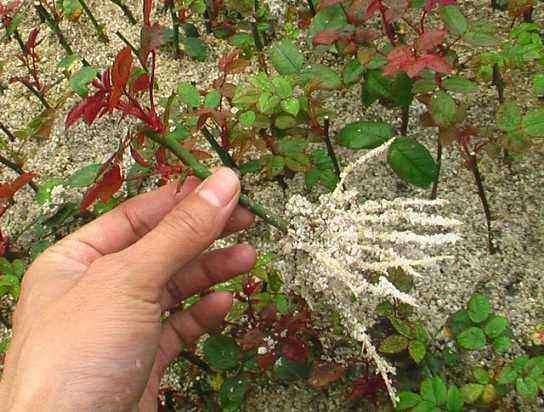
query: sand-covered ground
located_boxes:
[0,0,543,410]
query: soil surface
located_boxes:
[0,1,543,410]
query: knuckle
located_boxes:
[165,206,216,242]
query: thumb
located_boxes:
[114,167,241,291]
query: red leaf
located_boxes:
[416,54,452,76]
[308,363,345,389]
[239,329,265,351]
[112,47,133,91]
[312,29,343,46]
[130,146,150,167]
[25,28,40,52]
[365,0,382,19]
[0,173,36,199]
[424,0,456,12]
[349,375,386,401]
[383,46,415,76]
[131,73,150,94]
[218,49,249,74]
[257,352,276,370]
[416,29,447,53]
[143,0,153,26]
[0,0,21,18]
[281,336,309,362]
[80,164,123,211]
[140,23,164,63]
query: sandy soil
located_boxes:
[0,0,543,410]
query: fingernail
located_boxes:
[197,167,239,207]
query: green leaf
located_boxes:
[69,66,98,97]
[257,92,280,114]
[446,385,464,412]
[305,148,339,191]
[272,76,293,98]
[204,90,221,108]
[177,82,201,108]
[275,115,297,130]
[66,163,101,187]
[379,334,409,354]
[387,138,438,188]
[532,74,544,95]
[266,155,285,177]
[440,5,468,36]
[497,365,518,385]
[274,294,290,314]
[308,5,347,41]
[269,40,304,75]
[412,401,438,412]
[492,335,511,353]
[422,376,448,405]
[337,121,394,149]
[273,357,309,381]
[58,54,80,72]
[36,178,63,205]
[281,97,300,117]
[497,102,522,134]
[239,111,256,128]
[461,383,484,404]
[219,378,248,410]
[300,64,342,90]
[442,76,478,94]
[483,315,508,338]
[413,79,437,94]
[522,108,544,137]
[463,22,498,47]
[202,335,241,370]
[467,294,491,323]
[343,59,364,85]
[361,70,393,106]
[183,36,208,61]
[457,327,486,350]
[409,340,427,363]
[472,367,491,385]
[396,391,422,410]
[389,318,414,338]
[284,152,311,172]
[391,72,414,108]
[277,137,307,155]
[516,377,538,399]
[431,91,457,127]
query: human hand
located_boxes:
[0,168,256,411]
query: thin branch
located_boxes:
[34,4,73,55]
[0,121,16,142]
[469,157,496,254]
[109,0,137,25]
[201,127,238,170]
[492,63,505,104]
[323,117,341,181]
[19,79,50,109]
[146,131,288,232]
[78,0,109,44]
[307,0,316,16]
[0,152,38,192]
[169,1,181,59]
[430,139,442,200]
[179,350,211,372]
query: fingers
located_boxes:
[156,292,232,375]
[58,171,253,267]
[161,243,256,309]
[118,168,241,290]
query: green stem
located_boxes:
[147,131,288,232]
[323,117,341,181]
[78,0,109,44]
[169,2,180,58]
[109,0,137,25]
[34,4,74,55]
[201,127,238,170]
